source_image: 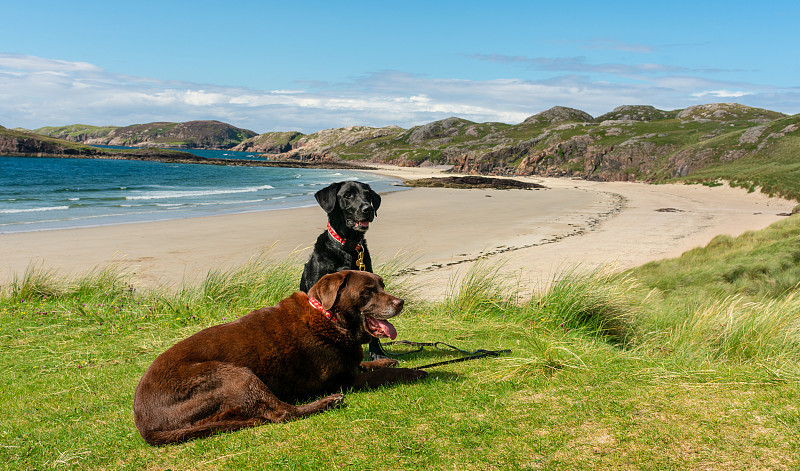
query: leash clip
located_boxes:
[356,249,366,271]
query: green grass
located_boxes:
[3,219,800,469]
[680,136,800,200]
[674,115,800,200]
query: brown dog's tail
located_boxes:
[140,418,263,446]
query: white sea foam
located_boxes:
[0,206,69,214]
[126,185,275,201]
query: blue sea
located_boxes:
[0,149,403,233]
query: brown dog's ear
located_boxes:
[314,182,342,214]
[308,271,352,311]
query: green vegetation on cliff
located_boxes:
[675,114,800,200]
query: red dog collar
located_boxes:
[327,223,363,252]
[327,223,366,271]
[308,296,337,323]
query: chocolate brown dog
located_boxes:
[133,270,426,446]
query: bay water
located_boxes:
[0,150,403,233]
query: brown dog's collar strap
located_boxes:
[308,297,338,323]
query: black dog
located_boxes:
[300,181,388,358]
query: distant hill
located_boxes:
[244,103,796,198]
[32,120,257,149]
[0,126,374,170]
[8,103,800,200]
[1,126,208,161]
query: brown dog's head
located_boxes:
[307,270,402,343]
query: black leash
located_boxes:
[380,340,511,370]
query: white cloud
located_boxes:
[691,89,753,98]
[0,54,797,134]
[0,54,102,73]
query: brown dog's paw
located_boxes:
[410,369,428,380]
[325,393,346,409]
[373,358,400,368]
[397,368,428,382]
[360,358,399,370]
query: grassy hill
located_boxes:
[675,114,800,200]
[32,120,258,149]
[29,123,119,143]
[2,212,799,468]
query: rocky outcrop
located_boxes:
[231,131,304,153]
[275,125,404,160]
[676,103,784,123]
[596,105,673,122]
[521,106,595,125]
[404,117,473,145]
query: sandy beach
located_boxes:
[1,164,795,299]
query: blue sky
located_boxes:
[1,0,798,133]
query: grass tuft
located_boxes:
[443,258,520,319]
[668,292,800,366]
[194,254,301,310]
[526,266,642,345]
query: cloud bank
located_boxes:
[1,54,797,134]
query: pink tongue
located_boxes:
[368,317,397,340]
[357,221,370,228]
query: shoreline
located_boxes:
[1,164,795,299]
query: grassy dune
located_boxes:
[2,217,800,470]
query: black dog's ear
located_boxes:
[308,271,352,312]
[315,182,342,214]
[369,189,382,214]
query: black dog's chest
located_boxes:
[300,232,371,292]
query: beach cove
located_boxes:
[0,164,794,299]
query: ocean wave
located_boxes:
[0,206,69,214]
[126,185,275,201]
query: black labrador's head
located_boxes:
[308,270,402,344]
[314,181,381,237]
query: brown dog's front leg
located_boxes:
[360,358,399,370]
[352,367,427,389]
